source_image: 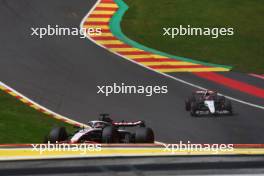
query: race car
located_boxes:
[45,114,154,144]
[185,90,233,116]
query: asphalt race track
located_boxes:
[2,156,264,176]
[0,0,263,144]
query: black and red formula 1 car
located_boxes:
[45,114,154,144]
[185,90,233,116]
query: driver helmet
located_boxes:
[88,121,109,129]
[204,90,211,99]
[94,121,108,128]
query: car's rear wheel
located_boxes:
[217,96,225,103]
[225,100,233,115]
[102,126,119,143]
[135,127,154,143]
[123,133,132,143]
[47,127,68,143]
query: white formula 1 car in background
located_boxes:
[185,90,233,116]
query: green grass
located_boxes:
[121,0,264,73]
[0,90,75,144]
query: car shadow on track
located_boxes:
[189,113,239,118]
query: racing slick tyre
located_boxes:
[225,99,233,115]
[190,102,198,117]
[48,127,68,143]
[185,98,191,111]
[217,96,225,102]
[123,133,133,143]
[102,126,119,143]
[135,127,154,143]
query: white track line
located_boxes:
[0,81,87,127]
[249,73,264,80]
[81,0,264,111]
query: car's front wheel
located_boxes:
[225,100,233,115]
[102,126,119,143]
[135,127,154,143]
[46,127,68,143]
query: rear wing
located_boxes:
[113,121,145,127]
[99,114,146,127]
